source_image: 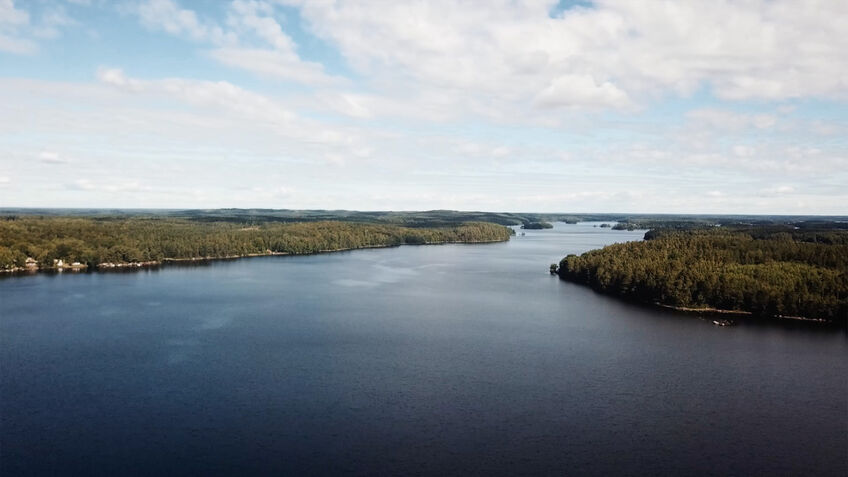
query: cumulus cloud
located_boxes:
[3,1,847,213]
[122,0,848,122]
[133,0,340,85]
[136,0,233,44]
[291,0,848,111]
[534,75,631,109]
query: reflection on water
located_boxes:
[1,223,846,476]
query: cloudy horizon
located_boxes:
[1,0,846,214]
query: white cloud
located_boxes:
[209,47,340,85]
[136,0,233,44]
[227,0,290,50]
[0,0,35,53]
[133,0,340,86]
[534,74,631,109]
[2,2,847,213]
[316,92,374,119]
[97,67,296,125]
[216,0,343,84]
[0,33,35,54]
[32,6,77,40]
[39,151,69,164]
[290,0,848,115]
[0,0,27,26]
[0,0,79,53]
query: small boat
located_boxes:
[712,319,733,327]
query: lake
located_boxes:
[1,222,846,476]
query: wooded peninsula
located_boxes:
[0,216,512,273]
[556,226,848,324]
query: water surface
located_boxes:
[2,223,846,475]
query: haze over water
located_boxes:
[1,223,846,476]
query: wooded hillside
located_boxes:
[0,217,511,271]
[557,227,848,323]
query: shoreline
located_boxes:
[653,303,828,322]
[0,238,508,276]
[655,302,830,322]
[558,276,835,324]
[653,300,830,323]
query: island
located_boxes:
[521,222,554,229]
[554,225,848,324]
[612,222,638,231]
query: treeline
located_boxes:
[3,208,846,230]
[0,217,511,270]
[521,222,553,229]
[556,227,848,323]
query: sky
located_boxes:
[1,0,846,214]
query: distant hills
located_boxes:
[2,208,846,229]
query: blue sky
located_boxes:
[1,0,846,214]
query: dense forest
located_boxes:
[521,222,553,229]
[556,227,848,324]
[0,217,511,272]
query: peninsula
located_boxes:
[0,214,512,274]
[555,225,848,324]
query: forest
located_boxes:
[521,222,553,229]
[556,226,848,324]
[0,216,512,272]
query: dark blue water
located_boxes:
[1,223,846,476]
